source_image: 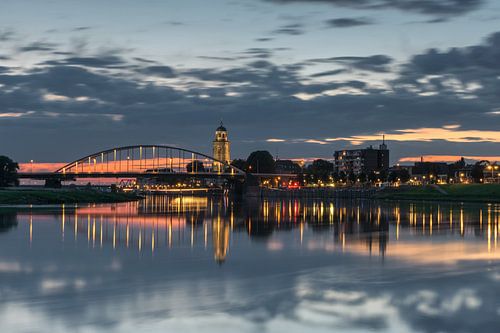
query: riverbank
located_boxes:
[375,184,500,203]
[253,184,500,203]
[0,188,142,205]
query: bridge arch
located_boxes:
[55,145,246,177]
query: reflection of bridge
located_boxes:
[18,145,247,187]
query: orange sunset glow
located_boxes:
[398,155,500,163]
[326,125,500,144]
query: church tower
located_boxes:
[212,121,231,172]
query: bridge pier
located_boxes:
[243,173,261,197]
[228,178,245,199]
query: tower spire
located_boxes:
[380,134,387,150]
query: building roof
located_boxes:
[216,121,227,132]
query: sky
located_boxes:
[0,0,500,165]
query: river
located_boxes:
[0,196,499,332]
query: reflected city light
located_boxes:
[17,196,500,264]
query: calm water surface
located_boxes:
[1,196,499,332]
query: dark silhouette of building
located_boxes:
[334,138,389,175]
[274,160,302,174]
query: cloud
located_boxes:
[304,139,328,145]
[137,65,176,78]
[163,20,185,26]
[433,34,499,72]
[42,55,126,68]
[264,0,483,18]
[0,29,15,42]
[197,55,238,61]
[394,32,500,103]
[326,17,374,28]
[1,31,500,162]
[309,55,393,72]
[272,23,305,36]
[72,26,92,31]
[242,47,275,59]
[325,125,500,144]
[0,111,35,118]
[310,69,346,77]
[405,33,500,75]
[133,57,157,64]
[18,41,58,53]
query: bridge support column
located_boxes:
[242,174,262,198]
[227,179,245,200]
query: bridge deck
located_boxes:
[17,172,297,180]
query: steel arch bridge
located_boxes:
[22,145,246,181]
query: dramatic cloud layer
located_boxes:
[0,25,499,162]
[325,17,374,28]
[265,0,484,17]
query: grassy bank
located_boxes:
[0,188,141,205]
[375,184,500,202]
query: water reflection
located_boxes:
[13,196,500,263]
[1,196,500,333]
[0,211,17,233]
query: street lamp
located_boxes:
[30,160,34,173]
[486,164,498,182]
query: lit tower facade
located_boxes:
[212,122,231,172]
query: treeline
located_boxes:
[0,156,19,187]
[230,151,407,186]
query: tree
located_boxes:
[247,151,275,173]
[358,172,367,183]
[0,156,19,187]
[368,171,378,184]
[231,159,248,172]
[332,172,341,183]
[399,169,411,183]
[471,162,484,183]
[307,159,333,182]
[186,160,206,173]
[388,169,411,183]
[348,172,356,184]
[338,171,347,183]
[378,170,388,182]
